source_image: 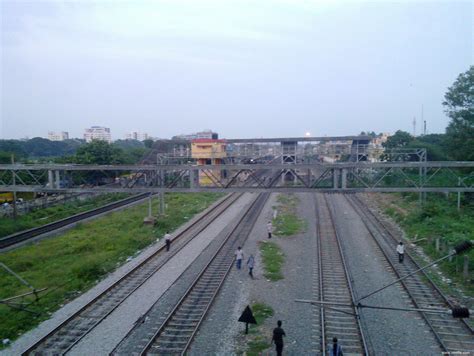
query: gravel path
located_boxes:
[191,193,317,355]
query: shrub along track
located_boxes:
[345,193,474,354]
[311,193,368,355]
[21,193,241,356]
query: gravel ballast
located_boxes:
[5,192,457,355]
[4,193,254,356]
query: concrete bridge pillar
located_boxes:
[55,170,61,189]
[332,168,339,190]
[341,168,347,189]
[48,170,54,188]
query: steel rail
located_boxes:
[345,194,474,353]
[318,195,368,355]
[315,195,326,355]
[21,193,241,356]
[137,193,269,356]
[0,193,150,250]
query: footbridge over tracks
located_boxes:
[0,161,473,194]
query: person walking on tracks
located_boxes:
[164,231,172,252]
[272,320,286,356]
[328,336,343,356]
[235,246,244,269]
[267,221,273,239]
[247,254,255,278]
[396,241,405,263]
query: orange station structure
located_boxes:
[191,139,227,186]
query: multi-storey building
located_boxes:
[48,131,69,141]
[84,126,112,143]
[125,131,149,141]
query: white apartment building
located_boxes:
[48,131,69,141]
[125,131,149,141]
[84,126,112,143]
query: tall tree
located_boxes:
[443,66,474,160]
[382,130,414,149]
[75,140,126,164]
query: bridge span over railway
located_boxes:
[0,161,473,194]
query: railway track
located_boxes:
[345,194,474,354]
[125,193,270,356]
[22,193,241,356]
[0,193,151,250]
[313,193,368,355]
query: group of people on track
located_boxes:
[162,220,406,355]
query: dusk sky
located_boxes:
[1,0,472,140]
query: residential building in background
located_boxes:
[371,132,390,148]
[173,130,218,141]
[84,126,112,143]
[48,131,69,141]
[125,131,149,141]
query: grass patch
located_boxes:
[373,192,474,297]
[245,303,274,356]
[259,241,285,281]
[273,194,306,236]
[0,193,130,237]
[0,192,223,348]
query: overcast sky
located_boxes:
[1,0,472,140]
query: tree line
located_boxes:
[0,66,472,164]
[0,138,154,164]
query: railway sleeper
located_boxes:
[436,331,474,339]
[171,316,201,322]
[325,321,359,328]
[167,321,198,328]
[150,346,185,354]
[161,331,193,338]
[154,339,188,346]
[444,337,474,345]
[431,324,465,330]
[174,311,204,318]
[196,280,222,286]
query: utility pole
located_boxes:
[11,154,17,220]
[412,116,416,137]
[421,104,425,135]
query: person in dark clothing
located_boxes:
[272,320,286,356]
[247,254,255,279]
[328,336,343,356]
[164,232,171,252]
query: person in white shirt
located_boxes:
[235,246,244,269]
[396,241,405,263]
[164,232,172,252]
[267,221,273,239]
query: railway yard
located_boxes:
[1,191,472,355]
